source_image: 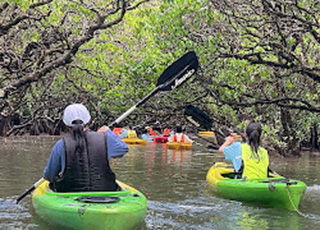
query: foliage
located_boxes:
[2,0,320,156]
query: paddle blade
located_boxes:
[184,105,213,130]
[157,51,199,91]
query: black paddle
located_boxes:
[14,51,199,204]
[184,105,245,145]
[184,105,220,149]
[109,51,199,127]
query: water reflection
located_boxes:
[0,136,320,229]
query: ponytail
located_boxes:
[246,122,262,160]
[71,119,86,153]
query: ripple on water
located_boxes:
[306,184,320,192]
[145,198,248,230]
[0,198,33,229]
[305,184,320,199]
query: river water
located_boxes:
[0,136,319,230]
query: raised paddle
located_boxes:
[185,105,245,143]
[109,51,199,127]
[184,105,220,149]
[14,51,199,204]
[185,105,213,130]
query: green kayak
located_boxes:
[206,162,306,211]
[32,180,147,230]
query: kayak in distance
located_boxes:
[166,142,192,150]
[122,138,147,145]
[206,162,306,211]
[153,136,169,143]
[32,180,148,230]
[198,131,215,137]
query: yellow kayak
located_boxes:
[122,138,147,145]
[198,131,215,137]
[166,142,192,150]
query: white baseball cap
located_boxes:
[63,104,91,127]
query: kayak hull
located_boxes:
[122,138,147,145]
[154,136,169,143]
[206,162,306,211]
[32,180,147,230]
[166,142,192,150]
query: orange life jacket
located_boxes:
[173,134,185,142]
[162,129,171,136]
[113,128,122,136]
[149,128,158,136]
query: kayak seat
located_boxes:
[222,172,243,179]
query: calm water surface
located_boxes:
[0,136,319,230]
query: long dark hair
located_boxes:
[246,122,262,159]
[71,119,86,153]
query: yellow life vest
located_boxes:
[241,143,269,179]
[127,130,137,138]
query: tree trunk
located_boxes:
[310,123,319,151]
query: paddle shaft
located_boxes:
[109,87,159,127]
[14,178,45,204]
[109,64,192,127]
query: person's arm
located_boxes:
[184,134,193,143]
[218,136,236,154]
[43,139,65,182]
[106,129,129,159]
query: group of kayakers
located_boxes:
[42,103,268,193]
[112,123,194,144]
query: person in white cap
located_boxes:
[43,104,129,192]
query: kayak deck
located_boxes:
[32,180,147,230]
[206,162,306,211]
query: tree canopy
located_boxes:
[1,0,320,156]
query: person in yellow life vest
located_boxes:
[119,125,137,139]
[218,122,269,179]
[168,126,193,143]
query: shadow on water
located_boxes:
[0,136,320,229]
